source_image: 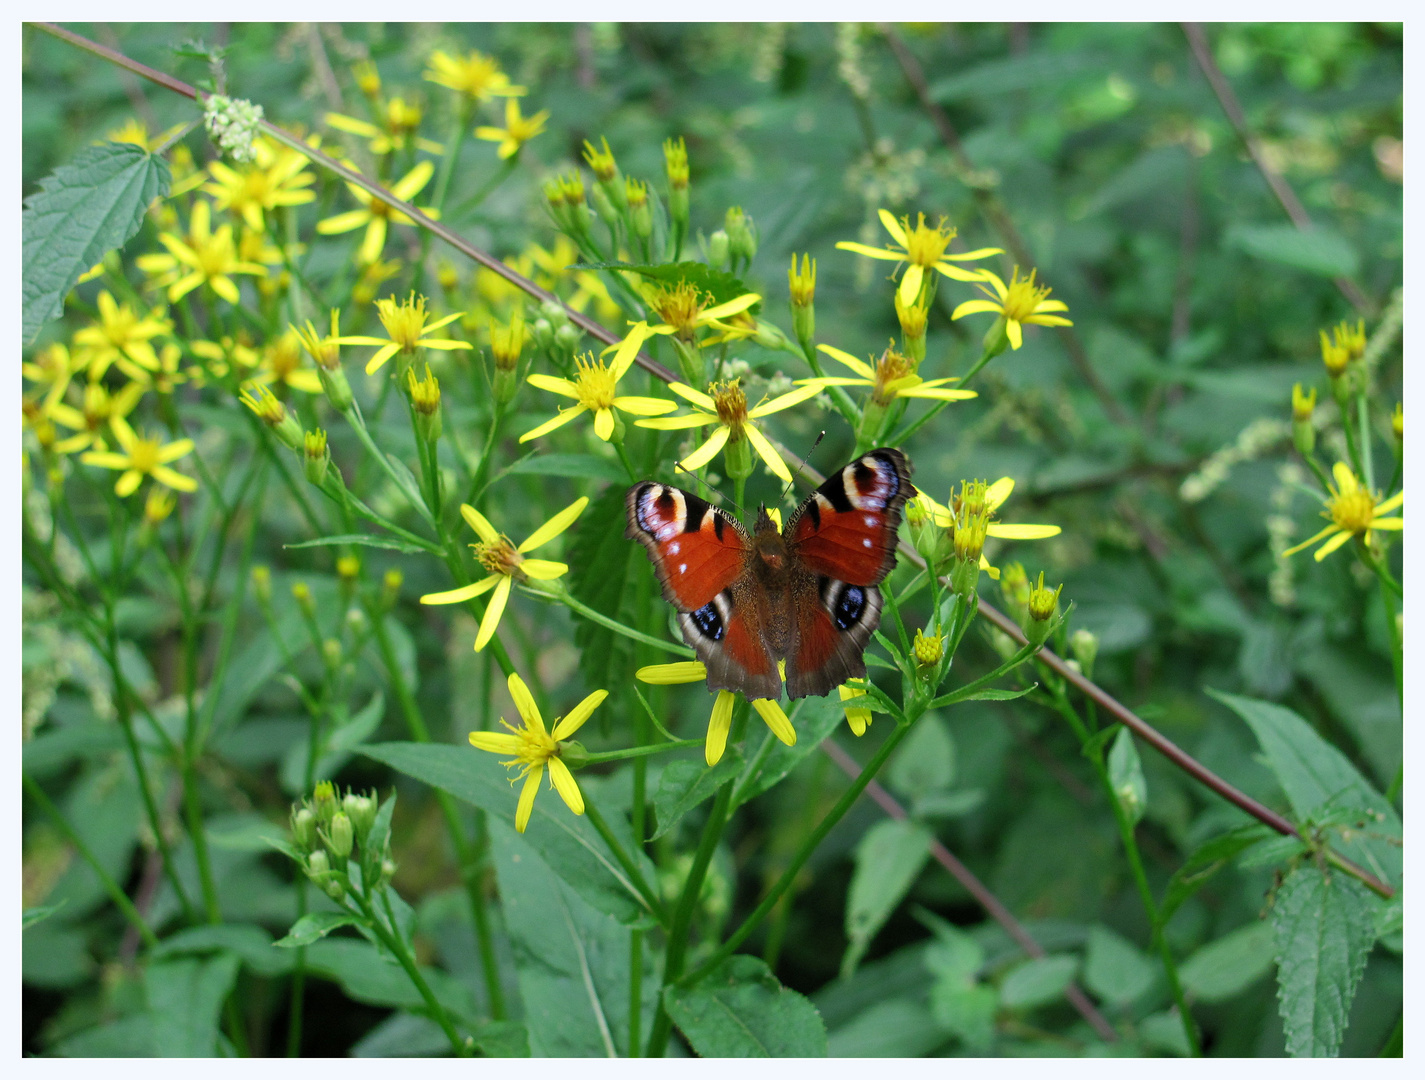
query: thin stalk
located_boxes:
[556,589,696,658]
[1357,393,1376,491]
[25,773,159,949]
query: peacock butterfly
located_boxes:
[625,448,915,700]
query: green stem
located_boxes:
[581,739,703,764]
[582,799,668,926]
[1357,393,1375,491]
[555,588,696,657]
[343,402,437,529]
[25,773,159,949]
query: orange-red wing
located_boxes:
[625,482,747,611]
[786,448,914,587]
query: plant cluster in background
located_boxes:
[22,22,1400,1059]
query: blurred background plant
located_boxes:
[22,22,1400,1058]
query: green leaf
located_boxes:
[929,983,998,1052]
[362,742,656,925]
[842,818,933,978]
[489,818,649,1056]
[22,141,171,342]
[929,49,1099,102]
[506,452,628,484]
[1139,1010,1192,1056]
[1271,866,1377,1057]
[284,533,430,554]
[144,953,241,1057]
[732,694,843,806]
[23,901,67,929]
[827,999,944,1057]
[566,484,638,688]
[664,955,827,1057]
[1158,823,1275,928]
[998,953,1079,1010]
[274,912,361,947]
[911,788,986,819]
[649,751,742,841]
[1225,223,1360,279]
[1107,726,1147,827]
[1083,925,1156,1006]
[1179,920,1277,1003]
[886,713,954,799]
[52,1015,157,1057]
[303,937,477,1021]
[953,685,1038,703]
[568,260,758,312]
[1209,690,1401,887]
[151,923,293,977]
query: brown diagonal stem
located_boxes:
[819,738,1118,1043]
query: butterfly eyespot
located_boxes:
[833,584,867,630]
[688,601,725,641]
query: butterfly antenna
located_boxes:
[777,430,826,506]
[674,459,746,518]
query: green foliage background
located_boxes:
[22,22,1402,1057]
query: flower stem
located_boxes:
[555,588,696,658]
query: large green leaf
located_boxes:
[1271,866,1377,1057]
[1082,925,1156,1006]
[1210,690,1401,887]
[650,750,742,841]
[1225,223,1360,279]
[1158,823,1275,928]
[827,999,944,1057]
[489,818,650,1056]
[663,955,827,1057]
[151,922,294,978]
[145,953,241,1057]
[842,818,933,977]
[566,484,638,688]
[22,141,171,342]
[361,742,656,925]
[1180,920,1277,1003]
[303,937,477,1023]
[732,694,843,807]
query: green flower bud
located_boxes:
[304,429,330,486]
[1023,571,1063,647]
[671,337,705,386]
[1069,628,1098,679]
[319,364,353,412]
[327,812,355,859]
[306,849,330,880]
[723,432,754,481]
[559,741,590,770]
[312,780,337,822]
[707,229,730,270]
[291,807,316,851]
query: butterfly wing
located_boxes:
[625,482,781,699]
[782,448,914,698]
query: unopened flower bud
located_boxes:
[312,780,337,822]
[344,792,377,840]
[144,487,176,526]
[252,565,272,604]
[1069,627,1099,679]
[895,290,929,364]
[240,382,303,450]
[725,206,757,264]
[337,555,360,583]
[1291,384,1316,455]
[291,807,316,851]
[553,324,582,356]
[306,849,330,880]
[664,136,690,237]
[1024,571,1063,646]
[437,260,459,293]
[304,429,330,486]
[626,177,652,240]
[999,561,1031,620]
[788,254,816,349]
[912,628,944,674]
[707,229,730,270]
[382,569,403,607]
[406,365,442,443]
[327,812,354,859]
[322,638,342,669]
[379,858,397,887]
[292,581,314,615]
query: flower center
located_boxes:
[649,281,707,339]
[1329,487,1378,535]
[104,307,138,346]
[573,355,618,410]
[195,231,236,276]
[128,435,162,474]
[268,335,303,380]
[378,294,429,351]
[497,718,557,775]
[1001,269,1052,322]
[476,536,523,576]
[710,379,749,431]
[903,213,954,267]
[82,386,112,430]
[874,346,915,403]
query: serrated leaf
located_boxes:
[568,260,759,313]
[284,534,430,554]
[1107,726,1147,827]
[998,953,1078,1009]
[664,955,827,1057]
[842,818,933,978]
[1179,920,1276,1003]
[1271,866,1377,1057]
[732,694,843,806]
[274,912,361,947]
[1225,223,1360,279]
[361,742,656,925]
[22,141,171,342]
[649,751,742,841]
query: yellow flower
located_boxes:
[520,349,675,443]
[917,478,1061,579]
[636,662,796,766]
[420,497,588,652]
[71,291,172,380]
[249,329,323,394]
[315,161,440,267]
[145,200,268,305]
[80,416,197,497]
[22,343,79,407]
[951,266,1072,351]
[470,672,606,833]
[474,98,549,159]
[324,98,444,157]
[635,377,824,483]
[836,209,1002,306]
[49,381,145,455]
[1281,463,1403,562]
[337,292,473,375]
[188,334,261,381]
[838,683,873,737]
[118,343,189,395]
[424,49,524,101]
[204,135,316,232]
[612,282,761,356]
[804,343,978,407]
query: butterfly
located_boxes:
[625,448,915,700]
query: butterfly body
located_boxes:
[625,448,914,700]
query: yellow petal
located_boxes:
[151,466,198,492]
[897,264,924,307]
[316,209,372,235]
[931,261,989,282]
[115,470,143,497]
[474,575,512,652]
[519,559,568,579]
[423,578,498,605]
[636,662,709,684]
[834,241,906,262]
[744,423,791,483]
[506,671,545,734]
[1370,518,1403,530]
[668,382,718,411]
[611,395,677,416]
[636,412,717,431]
[469,731,523,754]
[897,386,978,402]
[817,343,876,380]
[752,698,796,746]
[878,208,908,247]
[941,246,1004,261]
[553,689,608,740]
[679,425,731,472]
[1006,320,1023,350]
[748,380,825,417]
[527,373,580,398]
[1332,462,1358,493]
[1281,524,1338,558]
[951,298,1004,320]
[986,523,1061,540]
[1375,491,1404,515]
[985,477,1015,513]
[705,690,735,766]
[1313,529,1354,561]
[461,504,501,543]
[515,765,542,832]
[519,496,589,552]
[593,407,615,441]
[699,293,761,323]
[548,758,584,816]
[519,407,584,443]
